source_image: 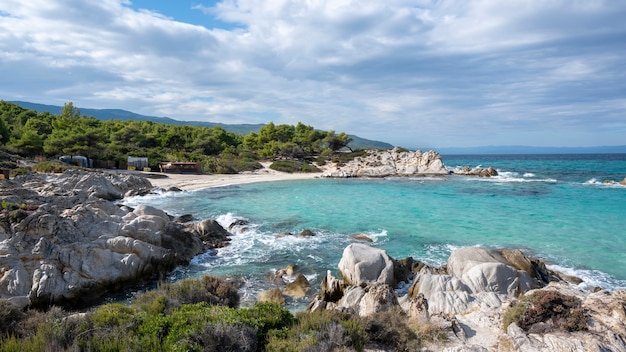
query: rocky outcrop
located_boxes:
[603,177,626,186]
[0,170,228,308]
[450,165,499,177]
[309,244,626,351]
[324,148,448,177]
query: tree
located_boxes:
[324,131,353,152]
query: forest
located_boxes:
[0,101,353,173]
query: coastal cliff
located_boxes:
[309,243,626,351]
[0,169,229,308]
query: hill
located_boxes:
[11,101,393,150]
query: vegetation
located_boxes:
[0,101,354,173]
[0,276,444,351]
[503,290,587,332]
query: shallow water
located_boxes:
[124,154,626,310]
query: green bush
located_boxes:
[9,167,30,177]
[266,309,364,352]
[31,161,73,173]
[269,160,320,173]
[135,275,240,313]
[362,307,422,352]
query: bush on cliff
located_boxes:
[269,160,320,173]
[503,289,587,333]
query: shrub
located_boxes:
[31,161,73,173]
[361,307,421,352]
[9,167,30,177]
[269,160,320,173]
[503,290,587,333]
[266,309,364,352]
[0,300,25,337]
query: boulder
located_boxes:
[284,274,311,299]
[447,247,536,296]
[258,288,285,305]
[338,243,394,286]
[351,234,373,242]
[299,229,315,237]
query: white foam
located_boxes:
[547,264,626,291]
[583,178,626,188]
[523,173,535,177]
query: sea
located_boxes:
[123,154,626,310]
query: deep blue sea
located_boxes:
[124,154,626,310]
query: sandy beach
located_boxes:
[142,162,326,191]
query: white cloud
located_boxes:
[0,0,625,147]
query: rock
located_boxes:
[174,214,194,223]
[320,270,345,302]
[499,249,550,285]
[447,247,536,296]
[275,232,294,239]
[284,274,311,299]
[324,148,448,178]
[307,244,626,351]
[451,166,499,177]
[351,234,373,242]
[0,170,217,308]
[228,219,249,233]
[338,243,394,286]
[188,219,231,247]
[258,288,285,305]
[357,283,399,317]
[299,229,315,237]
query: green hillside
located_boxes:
[12,101,393,149]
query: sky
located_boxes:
[1,1,625,149]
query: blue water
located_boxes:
[124,154,626,309]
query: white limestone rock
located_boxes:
[338,243,394,286]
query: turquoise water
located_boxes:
[124,154,626,309]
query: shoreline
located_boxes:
[142,162,325,191]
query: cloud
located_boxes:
[0,0,625,147]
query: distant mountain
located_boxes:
[438,145,626,155]
[11,101,393,149]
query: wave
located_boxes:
[547,264,626,291]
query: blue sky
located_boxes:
[1,0,625,148]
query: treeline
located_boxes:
[0,101,352,173]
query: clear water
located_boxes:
[124,154,626,309]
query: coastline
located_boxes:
[142,162,325,191]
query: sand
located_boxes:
[142,162,326,191]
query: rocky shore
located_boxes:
[323,148,498,178]
[0,169,231,308]
[305,243,626,351]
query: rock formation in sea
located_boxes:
[0,169,229,308]
[309,243,626,351]
[323,148,449,177]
